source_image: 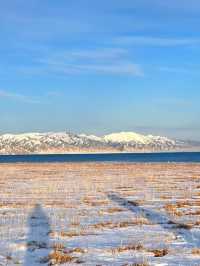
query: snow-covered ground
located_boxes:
[0,163,200,265]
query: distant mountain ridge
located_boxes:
[0,131,199,154]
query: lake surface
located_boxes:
[0,152,200,163]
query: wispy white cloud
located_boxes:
[74,62,143,76]
[64,48,128,60]
[115,36,200,46]
[11,48,142,77]
[0,90,41,104]
[35,48,143,77]
[41,61,143,76]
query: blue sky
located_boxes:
[0,0,200,140]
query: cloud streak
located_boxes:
[77,63,143,76]
[64,48,128,60]
[116,36,200,46]
[0,90,41,104]
[33,48,144,77]
[42,61,143,76]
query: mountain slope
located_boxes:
[104,131,175,145]
[0,131,197,154]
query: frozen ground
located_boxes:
[0,162,200,265]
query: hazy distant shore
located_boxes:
[0,148,200,156]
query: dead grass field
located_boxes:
[0,162,200,265]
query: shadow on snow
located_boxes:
[24,204,51,265]
[107,192,200,248]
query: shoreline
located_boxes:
[0,149,200,156]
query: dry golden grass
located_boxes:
[91,219,149,230]
[194,221,200,226]
[45,250,75,264]
[150,248,168,257]
[191,176,200,179]
[186,210,200,216]
[60,231,85,237]
[165,204,183,216]
[41,246,86,265]
[71,247,86,254]
[52,243,66,250]
[54,230,97,238]
[111,244,143,254]
[174,201,191,208]
[105,207,124,213]
[122,263,149,266]
[83,198,109,206]
[1,162,200,264]
[52,243,86,253]
[192,248,200,256]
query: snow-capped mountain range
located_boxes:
[0,131,198,154]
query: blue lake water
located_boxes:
[0,152,200,163]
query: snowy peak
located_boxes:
[105,132,164,143]
[0,131,196,154]
[104,131,176,146]
[104,132,148,144]
[104,132,176,149]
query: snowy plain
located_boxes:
[0,163,200,265]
